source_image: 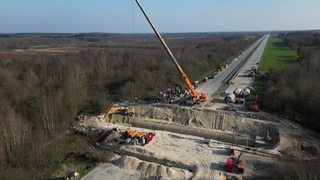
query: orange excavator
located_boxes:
[135,0,206,103]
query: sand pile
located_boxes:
[113,156,193,179]
[81,163,141,180]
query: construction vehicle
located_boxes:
[161,84,187,103]
[219,63,229,71]
[247,95,258,111]
[228,146,235,157]
[145,132,155,143]
[236,152,245,174]
[226,158,234,172]
[124,127,155,145]
[106,106,135,117]
[65,170,79,180]
[125,128,138,139]
[249,65,257,77]
[132,132,156,146]
[225,150,245,174]
[134,0,206,104]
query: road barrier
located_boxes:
[224,36,267,84]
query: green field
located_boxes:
[259,36,298,72]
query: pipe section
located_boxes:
[130,120,255,146]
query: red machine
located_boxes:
[134,0,206,103]
[247,95,259,111]
[226,151,245,174]
[226,158,234,172]
[145,132,155,143]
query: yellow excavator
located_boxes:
[106,106,135,117]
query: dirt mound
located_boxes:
[113,156,193,179]
[97,129,123,144]
[81,163,141,180]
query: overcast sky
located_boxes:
[0,0,319,33]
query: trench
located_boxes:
[107,105,280,148]
[130,119,255,147]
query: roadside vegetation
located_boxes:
[257,32,320,131]
[0,33,256,178]
[259,35,298,72]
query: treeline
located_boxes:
[0,33,256,178]
[260,31,320,131]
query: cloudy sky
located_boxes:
[0,0,319,33]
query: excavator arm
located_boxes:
[134,0,204,101]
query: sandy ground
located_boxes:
[81,163,141,180]
[73,104,320,180]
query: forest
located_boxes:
[260,31,320,131]
[0,33,257,178]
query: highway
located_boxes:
[196,34,269,95]
[225,35,269,94]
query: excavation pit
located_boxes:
[106,104,280,148]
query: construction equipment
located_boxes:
[145,132,155,143]
[226,158,234,172]
[161,84,187,103]
[225,150,245,174]
[106,106,135,117]
[132,132,156,146]
[249,65,257,77]
[247,95,258,111]
[65,170,79,180]
[124,127,155,145]
[125,128,138,139]
[134,0,206,104]
[228,146,235,157]
[236,152,245,174]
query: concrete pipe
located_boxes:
[130,120,255,147]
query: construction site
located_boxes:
[72,102,320,179]
[68,1,320,179]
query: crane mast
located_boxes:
[134,0,204,101]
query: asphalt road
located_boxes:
[196,34,269,95]
[225,35,269,94]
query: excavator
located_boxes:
[106,106,135,120]
[226,150,245,174]
[134,0,206,104]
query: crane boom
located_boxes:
[134,0,199,100]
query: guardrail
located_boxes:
[224,36,267,84]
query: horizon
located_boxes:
[1,29,319,35]
[1,0,320,33]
